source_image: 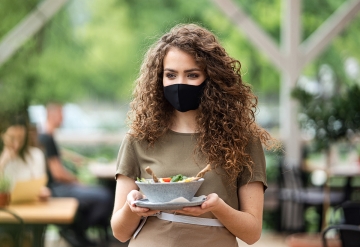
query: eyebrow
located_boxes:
[164,68,202,73]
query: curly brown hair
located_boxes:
[128,23,276,183]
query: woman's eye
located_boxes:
[188,73,199,78]
[165,73,176,79]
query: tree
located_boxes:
[0,0,44,115]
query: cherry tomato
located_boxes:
[162,177,171,182]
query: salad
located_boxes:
[137,164,211,184]
[137,174,197,183]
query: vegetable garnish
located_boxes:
[137,174,198,183]
[161,177,171,183]
[171,174,185,182]
[137,177,150,183]
[137,164,212,183]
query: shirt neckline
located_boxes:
[168,129,199,136]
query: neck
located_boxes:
[170,110,198,133]
[45,121,56,135]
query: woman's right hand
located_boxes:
[126,190,160,217]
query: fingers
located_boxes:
[128,202,160,217]
[126,190,160,217]
[201,193,219,208]
[175,193,220,216]
[175,206,203,216]
[127,190,144,205]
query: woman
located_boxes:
[111,23,278,246]
[0,115,50,200]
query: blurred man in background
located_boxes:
[38,102,113,247]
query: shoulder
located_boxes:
[38,133,52,140]
[27,147,45,163]
[38,133,54,143]
[120,130,149,147]
[28,147,44,156]
[120,131,135,146]
[38,133,56,147]
[245,136,264,155]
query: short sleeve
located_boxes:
[115,133,140,180]
[31,147,47,176]
[38,134,59,158]
[237,137,267,191]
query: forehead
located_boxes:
[48,105,62,114]
[4,126,26,136]
[163,47,200,68]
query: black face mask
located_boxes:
[163,80,206,112]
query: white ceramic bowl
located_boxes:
[135,178,204,203]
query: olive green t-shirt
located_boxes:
[115,130,267,247]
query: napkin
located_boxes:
[168,197,190,203]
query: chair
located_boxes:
[337,201,360,225]
[278,159,345,232]
[322,200,360,247]
[322,224,360,247]
[0,208,24,247]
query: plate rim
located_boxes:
[134,195,206,210]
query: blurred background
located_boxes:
[1,0,360,246]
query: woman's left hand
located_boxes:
[174,193,222,216]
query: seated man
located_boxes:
[38,103,113,247]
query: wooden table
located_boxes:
[0,197,78,247]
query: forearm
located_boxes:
[212,199,262,244]
[53,171,78,183]
[57,166,78,183]
[111,202,142,242]
[48,158,78,183]
[60,148,87,166]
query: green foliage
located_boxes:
[1,0,360,118]
[0,0,39,35]
[0,0,46,116]
[292,84,360,151]
[235,0,281,43]
[302,0,344,40]
[265,150,282,183]
[301,2,360,86]
[61,143,119,161]
[0,174,11,193]
[0,0,282,113]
